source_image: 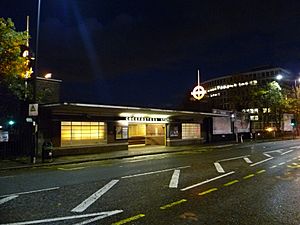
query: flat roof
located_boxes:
[42,102,227,118]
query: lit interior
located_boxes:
[61,121,105,146]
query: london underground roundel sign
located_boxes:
[191,69,206,100]
[191,85,206,100]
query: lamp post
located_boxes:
[30,0,41,164]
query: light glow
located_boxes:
[44,73,52,79]
[117,120,128,126]
[276,74,283,80]
[119,113,132,117]
[265,127,274,132]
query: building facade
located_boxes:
[201,66,291,110]
[39,103,225,156]
[199,66,293,133]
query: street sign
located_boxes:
[0,131,9,142]
[29,104,38,116]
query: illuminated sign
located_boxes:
[191,70,206,100]
[126,117,169,123]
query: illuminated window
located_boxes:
[61,121,106,146]
[182,123,201,139]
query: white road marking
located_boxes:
[270,165,277,169]
[71,180,119,213]
[0,195,18,205]
[0,210,123,225]
[181,171,235,191]
[286,159,292,162]
[58,167,86,171]
[243,157,252,163]
[169,170,180,188]
[279,162,285,166]
[121,166,190,179]
[250,157,273,167]
[72,210,123,225]
[263,153,271,157]
[281,150,293,155]
[0,175,15,179]
[293,157,297,160]
[0,187,60,198]
[290,146,300,149]
[263,150,282,157]
[213,144,234,148]
[214,162,225,173]
[218,155,250,162]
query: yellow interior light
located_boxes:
[265,127,274,132]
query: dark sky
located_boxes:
[1,0,300,108]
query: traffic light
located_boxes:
[8,120,15,126]
[291,119,296,127]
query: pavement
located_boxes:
[0,137,298,171]
[0,143,231,171]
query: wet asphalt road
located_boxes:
[0,139,300,225]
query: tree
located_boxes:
[0,17,32,100]
[254,81,290,132]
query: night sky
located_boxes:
[1,0,300,108]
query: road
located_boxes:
[0,140,300,225]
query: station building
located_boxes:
[40,103,224,156]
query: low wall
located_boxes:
[166,138,203,146]
[52,143,128,157]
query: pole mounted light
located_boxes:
[276,74,283,80]
[44,73,52,79]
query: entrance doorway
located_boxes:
[128,124,165,147]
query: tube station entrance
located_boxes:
[128,123,166,147]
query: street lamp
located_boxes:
[295,77,300,87]
[44,73,52,79]
[276,74,283,80]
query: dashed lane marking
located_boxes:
[243,174,255,179]
[224,180,239,187]
[71,180,119,213]
[256,169,266,174]
[278,162,286,166]
[112,214,145,225]
[270,165,277,169]
[160,199,187,210]
[198,188,218,196]
[181,171,235,191]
